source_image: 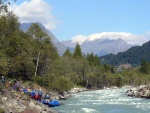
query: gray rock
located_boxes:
[2,97,7,102]
[126,85,150,98]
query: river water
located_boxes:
[53,88,150,113]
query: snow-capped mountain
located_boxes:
[61,34,133,56]
[20,22,67,56]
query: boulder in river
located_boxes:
[126,85,150,98]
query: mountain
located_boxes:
[100,40,150,66]
[20,22,67,56]
[62,38,132,56]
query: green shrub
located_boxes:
[53,76,73,93]
[0,107,4,113]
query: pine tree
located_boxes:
[86,53,100,66]
[140,59,150,74]
[73,43,82,58]
[63,49,72,57]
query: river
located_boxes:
[53,87,150,113]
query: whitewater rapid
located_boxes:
[53,88,150,113]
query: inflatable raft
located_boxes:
[42,100,60,107]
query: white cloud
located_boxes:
[72,32,150,45]
[9,0,59,30]
[72,35,87,44]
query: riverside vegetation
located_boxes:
[1,0,150,112]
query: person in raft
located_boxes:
[44,92,50,103]
[38,88,43,102]
[31,89,36,99]
[1,76,5,84]
[34,90,39,100]
[16,81,21,91]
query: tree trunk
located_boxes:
[35,49,40,76]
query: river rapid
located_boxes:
[53,87,150,113]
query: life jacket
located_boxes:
[45,94,50,99]
[34,95,39,100]
[2,77,4,82]
[16,81,20,88]
[38,90,42,96]
[31,90,35,97]
[34,91,39,100]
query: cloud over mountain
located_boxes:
[9,0,59,30]
[71,32,150,45]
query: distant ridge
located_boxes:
[62,37,132,56]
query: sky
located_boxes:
[9,0,150,45]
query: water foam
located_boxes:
[81,108,99,113]
[54,88,150,113]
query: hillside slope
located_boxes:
[100,41,150,66]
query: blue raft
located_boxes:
[42,99,49,105]
[49,100,60,107]
[42,100,60,107]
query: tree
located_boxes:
[0,0,16,13]
[27,23,48,76]
[37,38,58,76]
[0,52,8,76]
[0,12,35,79]
[63,49,72,57]
[73,43,82,58]
[86,53,100,66]
[116,76,123,87]
[140,59,150,74]
[0,13,20,51]
[54,76,73,93]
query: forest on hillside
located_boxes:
[100,41,150,66]
[1,0,150,94]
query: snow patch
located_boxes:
[72,35,86,44]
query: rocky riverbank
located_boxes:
[0,87,59,113]
[0,81,88,113]
[126,85,150,98]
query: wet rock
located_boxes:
[141,90,150,98]
[53,95,60,100]
[126,85,150,98]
